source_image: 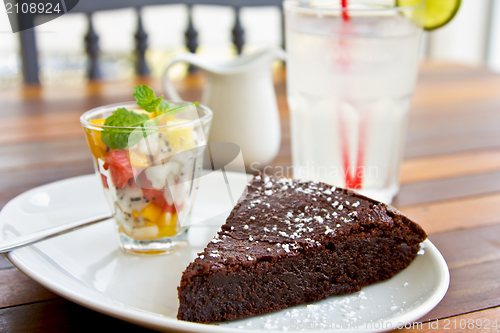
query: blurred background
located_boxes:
[0,0,499,88]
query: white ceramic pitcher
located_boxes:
[163,47,286,170]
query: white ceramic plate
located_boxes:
[0,173,449,333]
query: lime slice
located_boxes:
[397,0,462,31]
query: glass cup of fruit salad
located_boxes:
[80,85,212,255]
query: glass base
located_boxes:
[356,185,398,205]
[117,230,188,255]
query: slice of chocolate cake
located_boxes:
[177,175,427,323]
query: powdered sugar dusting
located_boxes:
[226,290,388,331]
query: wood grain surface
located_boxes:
[396,307,500,332]
[1,62,500,332]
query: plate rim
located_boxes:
[4,174,450,333]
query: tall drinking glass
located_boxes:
[284,0,424,203]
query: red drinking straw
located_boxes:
[337,0,367,190]
[341,0,350,21]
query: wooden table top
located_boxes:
[1,62,500,332]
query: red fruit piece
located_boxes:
[162,198,184,214]
[163,202,177,214]
[142,188,167,208]
[105,150,134,189]
[100,174,109,189]
[137,173,167,208]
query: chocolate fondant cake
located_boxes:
[177,175,427,323]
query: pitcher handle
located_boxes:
[162,53,202,101]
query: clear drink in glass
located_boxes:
[284,0,424,203]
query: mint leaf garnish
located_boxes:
[104,108,149,127]
[158,102,200,117]
[101,108,150,150]
[158,100,169,112]
[100,86,199,150]
[133,85,170,114]
[132,84,198,116]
